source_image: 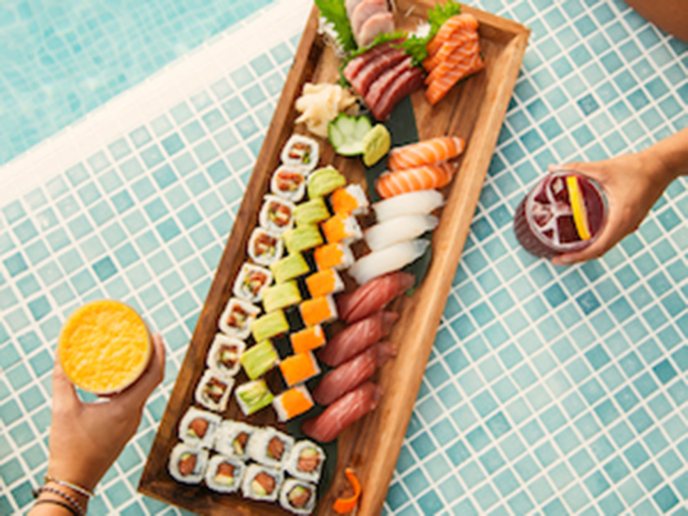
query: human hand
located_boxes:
[550,149,678,265]
[47,333,166,492]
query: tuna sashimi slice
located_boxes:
[343,42,396,81]
[349,47,407,97]
[356,12,395,47]
[318,311,398,367]
[313,343,395,405]
[370,67,423,120]
[337,272,415,323]
[351,0,389,36]
[364,57,413,111]
[302,382,382,442]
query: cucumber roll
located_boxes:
[307,166,346,198]
[194,370,234,412]
[248,228,284,267]
[248,428,295,468]
[178,407,221,448]
[286,440,326,483]
[169,443,208,484]
[283,225,323,255]
[240,340,278,380]
[280,134,319,172]
[241,464,283,502]
[259,195,295,234]
[271,166,307,203]
[215,420,255,460]
[262,281,302,313]
[294,198,331,227]
[235,380,274,416]
[279,478,317,515]
[204,454,245,494]
[206,334,245,376]
[218,297,260,339]
[233,262,273,303]
[270,253,311,284]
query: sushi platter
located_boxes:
[139,1,529,514]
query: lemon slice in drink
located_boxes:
[362,124,391,167]
[566,176,592,241]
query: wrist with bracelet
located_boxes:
[33,475,95,516]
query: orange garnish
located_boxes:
[333,468,362,514]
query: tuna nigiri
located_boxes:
[302,382,381,442]
[376,164,454,199]
[313,343,394,406]
[337,272,415,323]
[388,137,466,171]
[318,311,398,367]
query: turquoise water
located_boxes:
[0,0,273,165]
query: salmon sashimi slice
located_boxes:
[423,30,478,71]
[376,164,454,199]
[388,136,466,171]
[425,37,479,85]
[351,0,389,37]
[427,13,479,56]
[426,51,485,106]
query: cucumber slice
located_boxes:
[328,114,373,156]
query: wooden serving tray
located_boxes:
[139,2,529,514]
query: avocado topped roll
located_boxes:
[283,225,323,254]
[168,443,208,484]
[294,197,331,227]
[204,454,245,494]
[242,464,284,502]
[307,166,346,198]
[235,380,274,416]
[178,407,221,448]
[240,340,279,380]
[270,253,311,284]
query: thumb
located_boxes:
[52,358,80,410]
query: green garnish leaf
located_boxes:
[347,30,408,61]
[402,0,462,66]
[315,0,357,53]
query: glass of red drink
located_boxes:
[514,170,608,258]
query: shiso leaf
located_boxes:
[315,0,357,53]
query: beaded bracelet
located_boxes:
[32,498,79,516]
[34,486,85,516]
[44,475,95,498]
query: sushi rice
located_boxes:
[372,189,445,222]
[178,406,222,448]
[271,166,307,203]
[218,297,260,339]
[364,214,439,252]
[169,443,208,484]
[259,195,295,234]
[204,454,245,494]
[206,334,245,376]
[279,478,317,515]
[248,227,284,267]
[214,420,255,460]
[241,464,284,502]
[194,369,235,412]
[286,440,326,483]
[280,134,320,172]
[349,239,431,285]
[248,427,295,468]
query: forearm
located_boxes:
[643,127,688,181]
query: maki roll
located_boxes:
[279,479,317,515]
[305,269,344,298]
[233,262,273,302]
[283,225,324,255]
[240,340,279,380]
[262,281,302,313]
[279,352,321,387]
[178,407,221,448]
[206,334,245,376]
[330,184,369,216]
[299,296,338,327]
[271,166,307,203]
[235,380,274,416]
[242,464,284,502]
[251,310,289,342]
[290,325,327,354]
[169,443,208,484]
[281,134,319,172]
[218,297,260,339]
[248,228,284,267]
[307,166,346,198]
[273,385,315,422]
[314,243,354,271]
[204,454,245,494]
[215,420,255,459]
[248,428,295,467]
[294,198,331,227]
[271,253,311,284]
[286,440,326,483]
[321,214,363,245]
[259,195,295,234]
[195,370,234,412]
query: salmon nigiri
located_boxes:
[376,163,454,199]
[388,136,466,171]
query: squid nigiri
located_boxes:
[302,382,381,442]
[376,164,454,199]
[372,190,445,222]
[388,137,466,171]
[313,343,395,406]
[318,311,398,367]
[348,239,430,285]
[337,272,415,323]
[364,214,439,251]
